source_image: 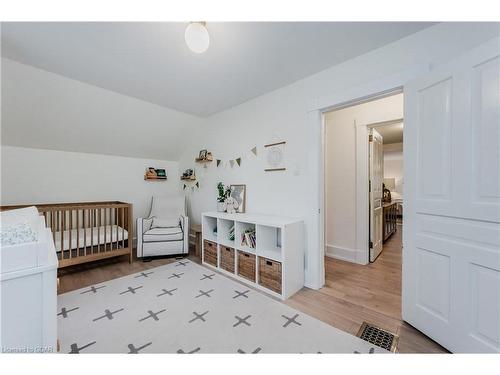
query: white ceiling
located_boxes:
[1,22,435,117]
[377,122,404,144]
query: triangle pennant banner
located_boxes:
[216,159,221,167]
[183,184,186,190]
[196,182,199,188]
[229,160,235,168]
[251,146,257,156]
[236,158,241,166]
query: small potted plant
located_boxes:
[217,182,230,212]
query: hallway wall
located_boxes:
[324,94,403,262]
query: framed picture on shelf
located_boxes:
[199,149,208,160]
[230,184,246,213]
[155,169,166,178]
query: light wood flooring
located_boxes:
[287,227,448,353]
[58,228,448,353]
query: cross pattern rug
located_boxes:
[57,260,387,353]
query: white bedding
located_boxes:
[54,225,128,252]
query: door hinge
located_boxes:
[369,134,373,142]
[369,241,373,249]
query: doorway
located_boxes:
[323,92,403,265]
[368,120,404,262]
[319,92,434,352]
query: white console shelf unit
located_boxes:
[201,211,304,300]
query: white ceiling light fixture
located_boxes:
[184,22,210,54]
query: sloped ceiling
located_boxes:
[1,22,435,116]
[1,58,201,161]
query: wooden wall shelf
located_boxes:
[195,158,213,163]
[144,176,167,181]
[180,177,197,181]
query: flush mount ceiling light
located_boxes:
[185,22,210,54]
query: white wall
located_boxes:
[0,146,180,238]
[0,56,195,242]
[324,94,403,262]
[1,58,201,161]
[1,23,498,289]
[179,23,500,288]
[383,143,403,199]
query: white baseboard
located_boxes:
[325,244,366,264]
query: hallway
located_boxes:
[287,227,448,353]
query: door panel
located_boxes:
[416,248,450,321]
[404,37,500,353]
[417,78,452,201]
[470,263,500,349]
[369,128,384,262]
[471,56,500,212]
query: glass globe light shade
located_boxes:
[185,22,210,54]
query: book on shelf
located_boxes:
[241,228,256,248]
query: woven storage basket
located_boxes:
[258,257,282,294]
[237,251,256,282]
[220,245,235,273]
[203,240,218,267]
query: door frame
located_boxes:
[309,63,429,288]
[365,117,404,263]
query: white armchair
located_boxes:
[136,195,189,258]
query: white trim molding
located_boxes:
[311,63,431,288]
[325,244,366,264]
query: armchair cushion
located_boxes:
[143,226,183,242]
[151,217,180,228]
[149,196,185,219]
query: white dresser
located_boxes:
[0,214,58,353]
[201,212,304,299]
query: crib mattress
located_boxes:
[54,225,128,252]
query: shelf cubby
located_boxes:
[201,212,304,300]
[202,215,218,243]
[256,225,282,261]
[235,221,256,253]
[217,218,235,248]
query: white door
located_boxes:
[369,128,384,262]
[403,37,500,353]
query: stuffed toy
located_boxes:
[225,196,239,214]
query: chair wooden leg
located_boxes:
[128,250,133,264]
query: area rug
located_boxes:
[57,259,387,353]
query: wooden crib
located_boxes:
[0,201,133,268]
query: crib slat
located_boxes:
[91,209,94,254]
[94,209,97,254]
[104,208,108,251]
[99,208,102,253]
[111,207,114,251]
[61,210,65,259]
[114,207,117,251]
[121,207,125,249]
[111,207,114,250]
[76,209,80,257]
[51,212,56,249]
[83,209,87,257]
[68,210,72,259]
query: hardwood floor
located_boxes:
[58,233,448,353]
[286,227,448,353]
[57,253,182,294]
